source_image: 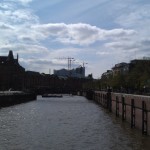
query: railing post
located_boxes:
[107,89,112,112]
[122,96,126,121]
[142,101,147,135]
[116,96,119,117]
[105,94,107,108]
[131,99,135,128]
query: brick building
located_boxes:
[0,50,25,90]
[0,50,91,93]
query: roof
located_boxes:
[112,62,129,69]
[0,56,7,63]
[26,71,41,75]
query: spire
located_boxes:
[17,53,19,62]
[6,50,14,62]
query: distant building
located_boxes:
[54,69,69,77]
[130,58,150,64]
[101,70,113,79]
[112,62,129,76]
[24,71,42,89]
[129,58,150,71]
[143,57,150,60]
[54,66,85,78]
[0,50,25,90]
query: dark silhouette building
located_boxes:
[0,50,25,90]
[0,50,91,93]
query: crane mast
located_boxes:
[56,57,74,71]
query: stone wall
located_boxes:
[0,92,37,107]
[94,91,150,135]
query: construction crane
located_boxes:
[82,61,88,67]
[74,60,88,68]
[56,57,75,71]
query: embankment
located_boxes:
[85,90,150,135]
[0,91,37,107]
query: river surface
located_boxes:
[0,95,150,150]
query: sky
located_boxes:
[0,0,150,78]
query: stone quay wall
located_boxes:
[0,91,37,107]
[93,91,150,135]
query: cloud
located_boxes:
[0,0,149,77]
[31,23,136,45]
[5,0,33,5]
[103,28,150,55]
[0,43,49,56]
[17,46,90,73]
[47,47,82,58]
[0,2,14,9]
[116,4,150,29]
[12,9,38,23]
[0,23,14,30]
[105,41,138,52]
[104,28,136,38]
[0,1,39,47]
[0,9,38,24]
[20,54,70,73]
[0,1,137,51]
[96,51,110,56]
[0,0,38,26]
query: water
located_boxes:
[0,95,150,150]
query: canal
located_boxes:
[0,95,150,150]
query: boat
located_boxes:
[42,94,63,98]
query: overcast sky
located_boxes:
[0,0,150,78]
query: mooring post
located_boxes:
[131,99,135,128]
[142,101,147,135]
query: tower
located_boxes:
[6,50,14,63]
[17,53,19,63]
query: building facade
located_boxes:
[54,66,85,78]
[0,50,91,92]
[0,50,25,90]
[112,62,129,76]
